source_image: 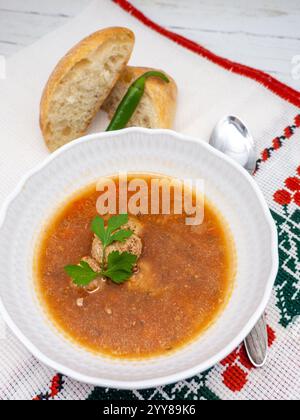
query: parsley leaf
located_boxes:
[102,251,138,284]
[91,214,133,249]
[109,229,133,244]
[91,216,106,245]
[107,214,129,234]
[64,261,98,286]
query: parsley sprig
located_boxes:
[102,251,138,284]
[64,214,137,286]
[65,261,98,286]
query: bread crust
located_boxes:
[102,66,177,129]
[40,27,135,151]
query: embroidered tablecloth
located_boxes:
[0,0,299,400]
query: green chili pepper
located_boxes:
[106,71,170,132]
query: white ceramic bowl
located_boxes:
[0,129,278,389]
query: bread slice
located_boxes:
[40,27,135,151]
[102,66,177,129]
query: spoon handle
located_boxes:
[244,314,268,368]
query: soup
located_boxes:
[36,174,235,359]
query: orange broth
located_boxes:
[36,174,235,359]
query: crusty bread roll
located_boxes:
[102,66,177,129]
[40,27,135,151]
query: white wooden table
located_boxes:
[0,0,299,90]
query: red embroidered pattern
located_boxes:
[255,115,300,173]
[33,374,64,401]
[221,326,276,392]
[274,166,300,207]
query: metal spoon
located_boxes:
[210,116,268,368]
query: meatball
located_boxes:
[91,218,143,265]
[123,218,143,236]
[82,256,100,272]
[81,256,106,293]
[127,261,168,296]
[91,234,143,264]
[73,218,143,294]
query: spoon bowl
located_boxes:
[210,116,257,174]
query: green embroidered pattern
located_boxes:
[87,369,220,401]
[272,209,300,327]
